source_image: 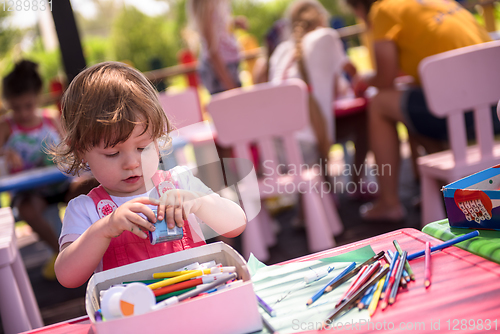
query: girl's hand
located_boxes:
[157,189,201,229]
[102,197,158,239]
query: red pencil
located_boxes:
[335,265,369,306]
[381,258,399,310]
[425,242,431,288]
[344,262,381,302]
[153,275,221,297]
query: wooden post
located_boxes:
[480,1,497,32]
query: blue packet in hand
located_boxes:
[149,209,184,245]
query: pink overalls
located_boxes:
[87,170,205,271]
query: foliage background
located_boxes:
[0,0,498,94]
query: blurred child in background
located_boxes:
[0,60,97,279]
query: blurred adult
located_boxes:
[347,0,492,221]
[187,0,246,94]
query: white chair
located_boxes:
[207,79,344,261]
[417,41,500,226]
[0,207,43,333]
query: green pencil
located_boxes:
[155,287,196,302]
[393,240,415,281]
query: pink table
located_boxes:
[24,228,500,333]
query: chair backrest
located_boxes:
[419,41,500,166]
[207,79,309,174]
[158,87,202,129]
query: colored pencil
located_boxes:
[152,273,237,310]
[256,294,276,317]
[380,251,399,300]
[393,240,415,281]
[155,287,195,302]
[321,266,390,329]
[381,256,399,310]
[152,266,236,279]
[367,272,387,316]
[387,249,411,282]
[148,267,236,290]
[324,251,385,293]
[361,264,389,309]
[389,251,407,305]
[342,262,381,304]
[358,284,375,310]
[123,279,167,285]
[152,275,223,297]
[387,250,408,288]
[407,231,480,261]
[335,265,369,306]
[307,262,356,306]
[425,241,431,288]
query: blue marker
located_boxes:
[306,262,356,306]
[407,230,480,261]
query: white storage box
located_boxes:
[85,242,262,334]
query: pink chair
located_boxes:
[0,207,43,333]
[417,41,500,226]
[207,79,343,260]
[157,87,206,169]
[157,87,202,129]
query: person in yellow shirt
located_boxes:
[347,0,492,221]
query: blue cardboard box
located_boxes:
[443,165,500,230]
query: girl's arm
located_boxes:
[55,217,113,288]
[354,40,399,95]
[190,193,246,237]
[55,197,159,288]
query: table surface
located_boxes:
[423,219,500,264]
[23,228,500,334]
[0,165,69,193]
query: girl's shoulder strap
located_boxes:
[87,185,118,218]
[152,169,179,196]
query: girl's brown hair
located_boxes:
[286,0,329,63]
[50,61,172,175]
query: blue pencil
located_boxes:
[380,251,399,299]
[306,262,356,306]
[407,231,480,261]
[387,250,410,282]
[358,284,376,309]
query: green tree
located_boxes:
[0,11,20,58]
[111,6,178,71]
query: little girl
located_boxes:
[50,62,246,288]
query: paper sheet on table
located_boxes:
[249,246,376,333]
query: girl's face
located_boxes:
[6,92,39,127]
[83,124,160,197]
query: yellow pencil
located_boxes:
[149,266,236,290]
[153,270,201,278]
[367,269,387,316]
